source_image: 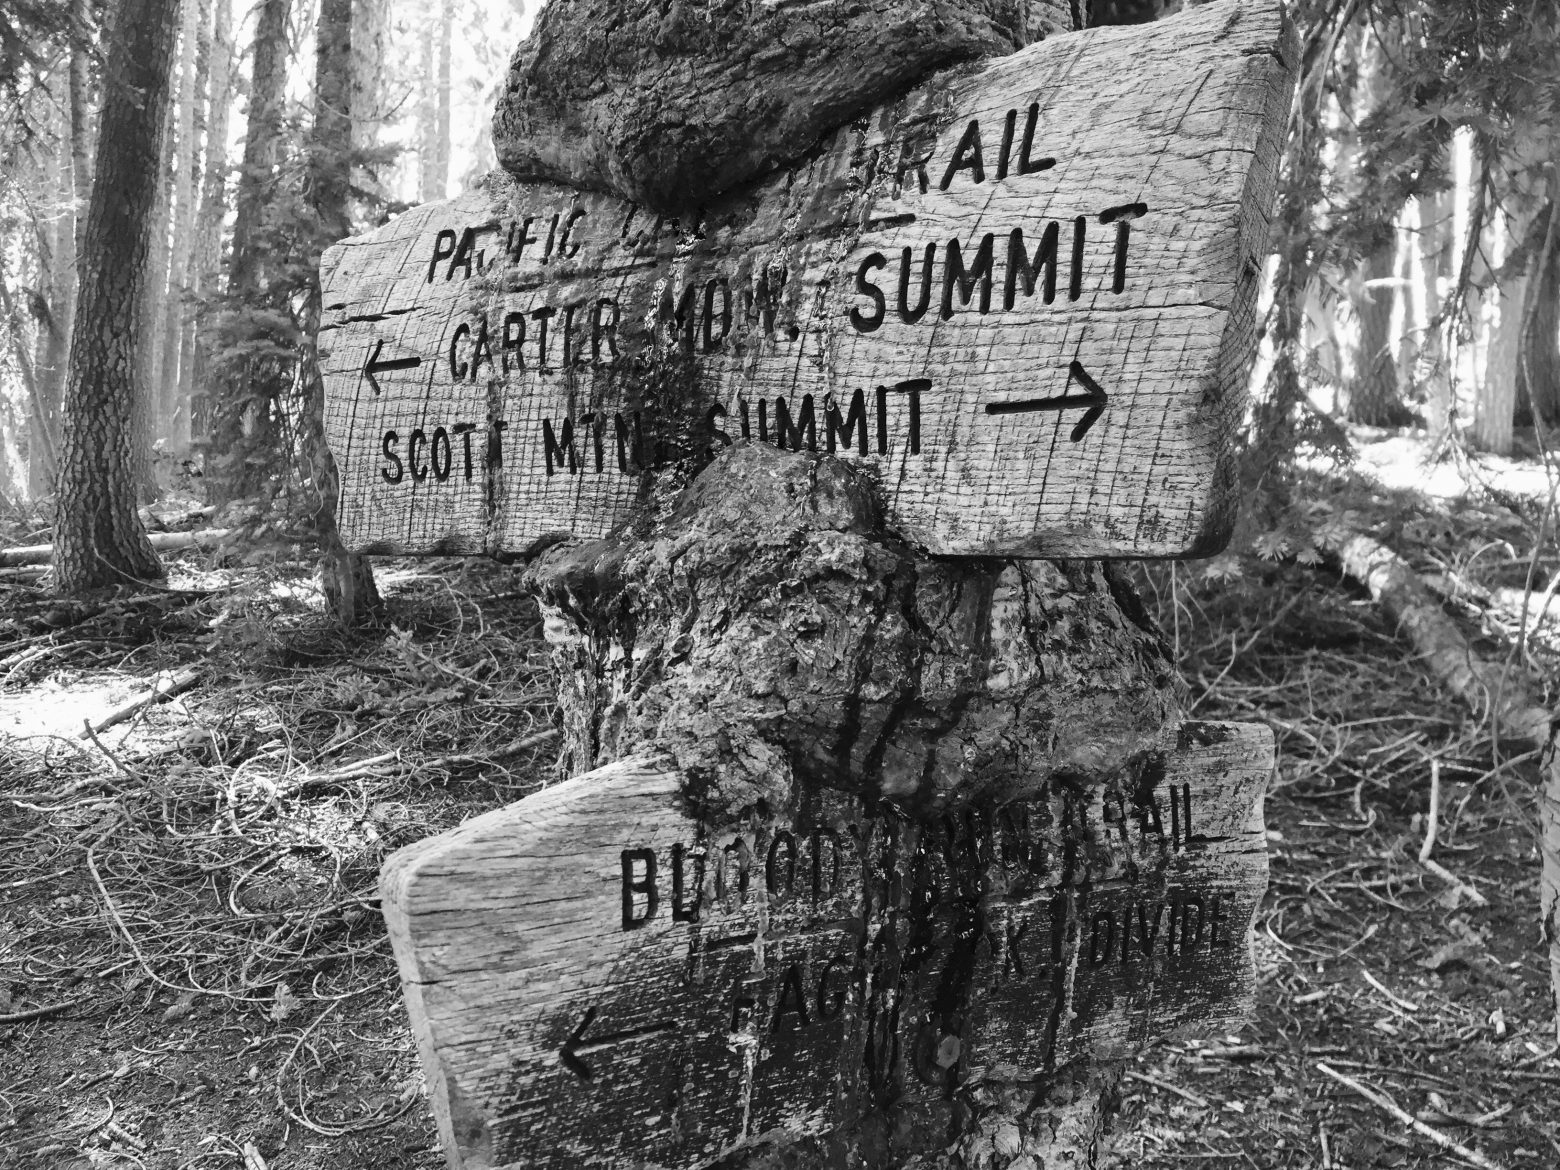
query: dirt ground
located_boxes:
[2,433,1557,1169]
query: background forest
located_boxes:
[1,0,1560,1168]
[0,0,1556,547]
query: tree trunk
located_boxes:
[29,123,70,497]
[522,444,1185,1170]
[188,0,231,447]
[305,0,381,627]
[1473,197,1540,455]
[416,33,438,203]
[1546,727,1560,1042]
[136,64,181,494]
[208,0,289,500]
[433,0,452,199]
[159,0,201,455]
[1518,200,1559,432]
[1346,231,1408,426]
[52,0,182,592]
[1418,188,1454,443]
[30,7,93,499]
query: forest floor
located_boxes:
[1,427,1558,1170]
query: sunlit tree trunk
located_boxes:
[29,114,70,497]
[1416,189,1454,443]
[53,0,183,592]
[304,0,382,626]
[136,62,180,494]
[209,0,290,501]
[188,0,231,447]
[159,0,202,456]
[1472,175,1541,456]
[29,3,94,498]
[1519,196,1559,433]
[1342,29,1408,427]
[1347,231,1407,425]
[418,0,453,202]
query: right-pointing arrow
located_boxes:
[984,360,1109,442]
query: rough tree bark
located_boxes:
[304,0,382,627]
[158,0,201,453]
[1518,198,1560,432]
[1472,200,1539,456]
[51,0,182,591]
[1417,188,1454,443]
[30,0,93,497]
[187,0,231,445]
[521,443,1185,1169]
[208,0,289,500]
[494,0,1078,212]
[484,2,1247,1164]
[1347,229,1409,426]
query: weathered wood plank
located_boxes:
[381,720,1273,1169]
[322,0,1297,560]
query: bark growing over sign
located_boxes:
[323,3,1297,562]
[382,444,1272,1170]
[527,444,1184,817]
[492,0,1079,211]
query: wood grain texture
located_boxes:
[382,721,1272,1170]
[321,0,1298,561]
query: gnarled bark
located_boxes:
[520,443,1186,1168]
[493,0,1079,212]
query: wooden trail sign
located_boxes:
[382,721,1272,1169]
[321,0,1297,560]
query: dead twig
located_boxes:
[1123,1070,1210,1108]
[1315,1061,1505,1170]
[0,997,82,1025]
[79,667,201,738]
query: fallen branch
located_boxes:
[1315,1061,1504,1170]
[290,728,561,792]
[1328,530,1551,747]
[0,997,82,1025]
[79,666,202,738]
[0,528,234,568]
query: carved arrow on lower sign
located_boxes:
[363,338,422,395]
[559,1005,675,1082]
[984,360,1110,442]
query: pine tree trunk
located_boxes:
[306,0,382,627]
[209,0,289,500]
[52,0,183,592]
[416,33,438,203]
[159,0,201,455]
[188,0,231,447]
[136,70,180,494]
[1347,232,1408,426]
[523,445,1183,1170]
[1473,198,1540,455]
[1545,727,1560,1041]
[434,0,452,198]
[1518,202,1559,432]
[1418,189,1453,443]
[30,127,70,497]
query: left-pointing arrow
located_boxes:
[559,1005,675,1082]
[363,338,421,395]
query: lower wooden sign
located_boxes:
[381,721,1271,1169]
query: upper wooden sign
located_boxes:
[321,0,1296,559]
[381,721,1272,1170]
